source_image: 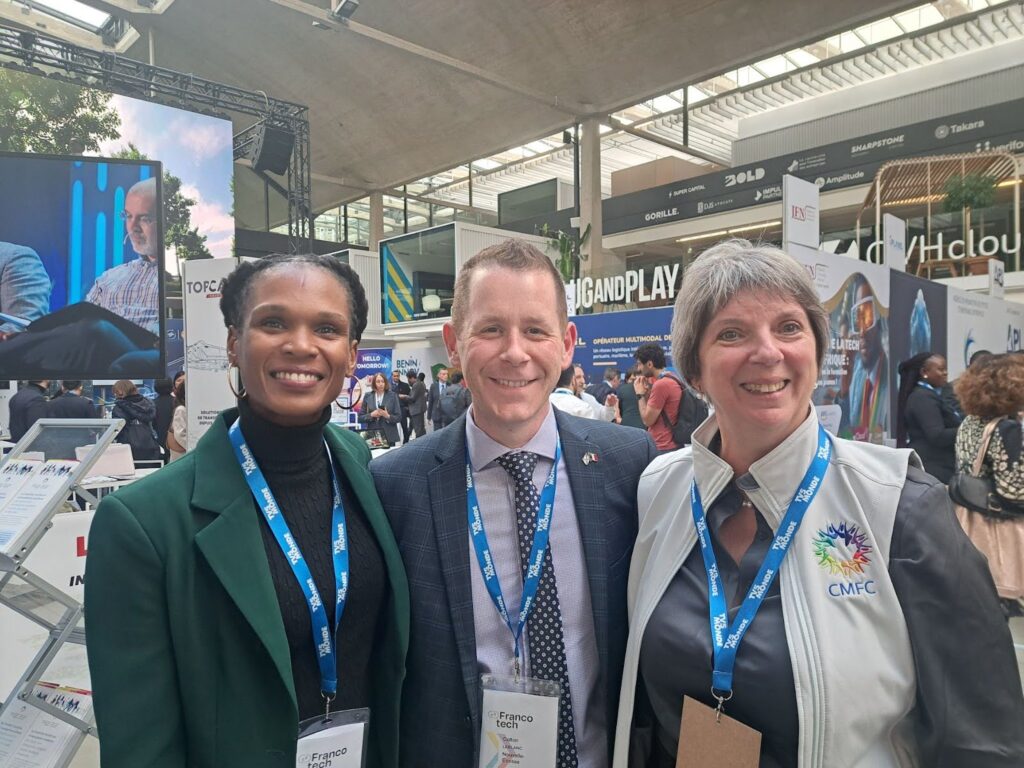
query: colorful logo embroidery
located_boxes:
[813,522,872,576]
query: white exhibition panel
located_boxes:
[945,287,1006,379]
[182,258,241,450]
[0,511,93,701]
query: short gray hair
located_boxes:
[671,239,829,382]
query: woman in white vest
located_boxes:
[612,239,1024,768]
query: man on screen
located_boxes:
[0,178,161,377]
[85,177,161,334]
[0,242,52,339]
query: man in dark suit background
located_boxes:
[391,369,412,444]
[426,366,449,432]
[8,380,49,441]
[47,380,98,418]
[407,369,427,439]
[371,239,656,768]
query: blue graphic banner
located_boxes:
[571,307,673,379]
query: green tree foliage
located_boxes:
[0,70,120,153]
[113,144,213,261]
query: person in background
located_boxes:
[633,342,682,451]
[438,371,472,427]
[85,253,408,767]
[943,348,991,417]
[371,238,657,767]
[392,369,412,444]
[550,364,598,418]
[613,239,1023,767]
[8,380,49,441]
[574,364,616,421]
[427,367,449,431]
[47,380,98,419]
[407,369,427,439]
[153,378,176,462]
[360,372,402,446]
[586,367,620,405]
[167,376,188,462]
[953,353,1024,617]
[111,379,161,462]
[897,352,961,483]
[0,242,51,339]
[617,367,645,430]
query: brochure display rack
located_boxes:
[0,419,123,768]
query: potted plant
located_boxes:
[943,172,997,240]
[538,222,591,283]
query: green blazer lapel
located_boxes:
[191,411,297,714]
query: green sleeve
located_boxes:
[84,496,187,767]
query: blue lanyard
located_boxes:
[228,419,350,702]
[691,424,831,705]
[917,381,939,393]
[466,439,562,677]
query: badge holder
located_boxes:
[479,674,560,768]
[296,706,370,768]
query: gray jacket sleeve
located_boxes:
[890,466,1024,766]
[0,242,51,333]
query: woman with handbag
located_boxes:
[358,372,401,447]
[953,352,1024,610]
[167,375,187,461]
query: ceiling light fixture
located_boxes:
[330,0,359,22]
[727,220,781,233]
[676,230,727,243]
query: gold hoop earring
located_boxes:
[227,365,247,400]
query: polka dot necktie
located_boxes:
[496,451,578,768]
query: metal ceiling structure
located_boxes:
[413,0,1023,215]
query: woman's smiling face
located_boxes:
[228,264,357,426]
[692,289,818,455]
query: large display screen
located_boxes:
[0,152,165,379]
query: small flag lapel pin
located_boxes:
[583,452,599,465]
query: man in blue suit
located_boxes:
[371,239,656,768]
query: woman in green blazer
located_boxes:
[85,254,409,768]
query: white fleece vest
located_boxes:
[612,411,922,768]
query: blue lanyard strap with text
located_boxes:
[690,424,831,702]
[228,419,350,700]
[466,439,561,674]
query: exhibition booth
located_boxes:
[1,7,1023,767]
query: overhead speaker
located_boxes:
[252,125,294,175]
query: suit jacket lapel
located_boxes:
[554,411,610,681]
[191,411,296,714]
[427,419,481,727]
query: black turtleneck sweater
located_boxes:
[237,400,386,721]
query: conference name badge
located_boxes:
[479,675,560,768]
[296,707,369,768]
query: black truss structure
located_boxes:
[0,22,312,246]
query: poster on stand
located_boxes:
[946,287,1005,379]
[791,251,891,442]
[0,511,93,701]
[889,271,948,405]
[182,259,238,449]
[0,682,93,768]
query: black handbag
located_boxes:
[948,418,1024,519]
